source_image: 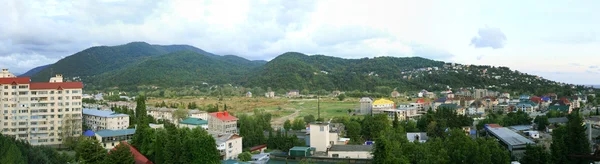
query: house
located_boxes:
[146,108,176,123]
[549,99,572,113]
[211,132,243,160]
[249,144,267,153]
[467,100,486,115]
[514,104,534,113]
[332,90,343,97]
[414,99,430,112]
[188,110,208,120]
[208,112,238,134]
[246,92,252,98]
[287,90,300,97]
[83,108,130,131]
[264,91,275,98]
[327,145,373,159]
[109,142,153,164]
[179,118,208,130]
[383,104,420,121]
[501,93,511,99]
[95,128,136,149]
[391,90,401,98]
[309,122,344,152]
[407,132,428,143]
[359,97,373,114]
[372,98,395,114]
[548,117,568,124]
[545,93,558,100]
[485,125,535,160]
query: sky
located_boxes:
[1,0,599,84]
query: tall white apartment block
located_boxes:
[0,69,83,146]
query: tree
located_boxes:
[238,152,252,161]
[173,108,189,122]
[534,116,549,131]
[75,138,106,164]
[346,121,363,144]
[337,94,346,101]
[0,140,26,164]
[392,112,400,128]
[565,109,591,164]
[292,119,305,131]
[105,142,135,164]
[284,120,292,131]
[551,126,568,164]
[304,115,316,124]
[520,144,550,164]
[60,113,81,150]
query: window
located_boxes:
[229,143,233,148]
[66,90,69,94]
[320,126,324,132]
[3,86,7,89]
[332,154,339,158]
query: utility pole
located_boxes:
[318,89,320,120]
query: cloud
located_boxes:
[470,27,507,49]
[590,65,598,69]
[476,55,484,60]
[569,63,582,67]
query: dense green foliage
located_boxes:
[416,108,473,138]
[106,142,135,164]
[266,130,305,152]
[75,137,106,164]
[0,134,72,164]
[551,109,591,164]
[521,144,550,164]
[534,116,550,131]
[502,110,532,126]
[27,42,578,96]
[238,152,252,161]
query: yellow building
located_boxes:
[372,98,395,114]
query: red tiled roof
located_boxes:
[209,111,238,121]
[250,144,267,152]
[110,142,153,164]
[0,77,30,85]
[530,97,543,104]
[30,82,83,90]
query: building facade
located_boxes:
[211,132,243,160]
[82,108,129,131]
[372,98,395,114]
[94,128,136,149]
[0,70,83,146]
[208,111,238,134]
[358,97,373,114]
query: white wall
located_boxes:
[328,151,372,159]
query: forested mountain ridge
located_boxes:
[19,64,50,77]
[23,42,577,95]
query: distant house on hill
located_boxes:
[246,91,252,98]
[265,91,275,98]
[391,90,401,98]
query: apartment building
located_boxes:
[0,69,83,146]
[82,108,129,131]
[208,111,238,134]
[211,132,243,160]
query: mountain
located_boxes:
[26,42,576,96]
[19,64,50,77]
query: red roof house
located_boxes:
[110,142,153,164]
[209,111,238,121]
[0,77,30,85]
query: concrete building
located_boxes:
[309,122,345,152]
[358,97,373,114]
[208,111,238,134]
[146,108,176,123]
[287,90,300,97]
[327,145,373,159]
[179,117,208,130]
[188,109,207,120]
[485,125,535,160]
[82,108,129,131]
[383,105,420,121]
[95,128,136,149]
[265,91,275,98]
[407,132,428,143]
[0,70,83,146]
[372,98,395,114]
[211,132,243,160]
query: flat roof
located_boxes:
[83,108,129,118]
[289,146,311,151]
[179,118,208,125]
[487,127,535,146]
[328,145,373,152]
[548,117,568,124]
[95,129,136,137]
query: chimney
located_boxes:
[224,112,228,116]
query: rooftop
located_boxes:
[110,142,152,164]
[96,129,136,138]
[179,118,208,125]
[373,98,394,105]
[30,82,83,90]
[487,127,535,146]
[83,108,129,118]
[209,111,238,121]
[209,132,241,144]
[329,145,373,152]
[289,146,312,151]
[548,117,568,124]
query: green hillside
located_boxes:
[24,42,577,96]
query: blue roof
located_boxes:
[95,129,135,137]
[83,130,95,137]
[83,108,129,118]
